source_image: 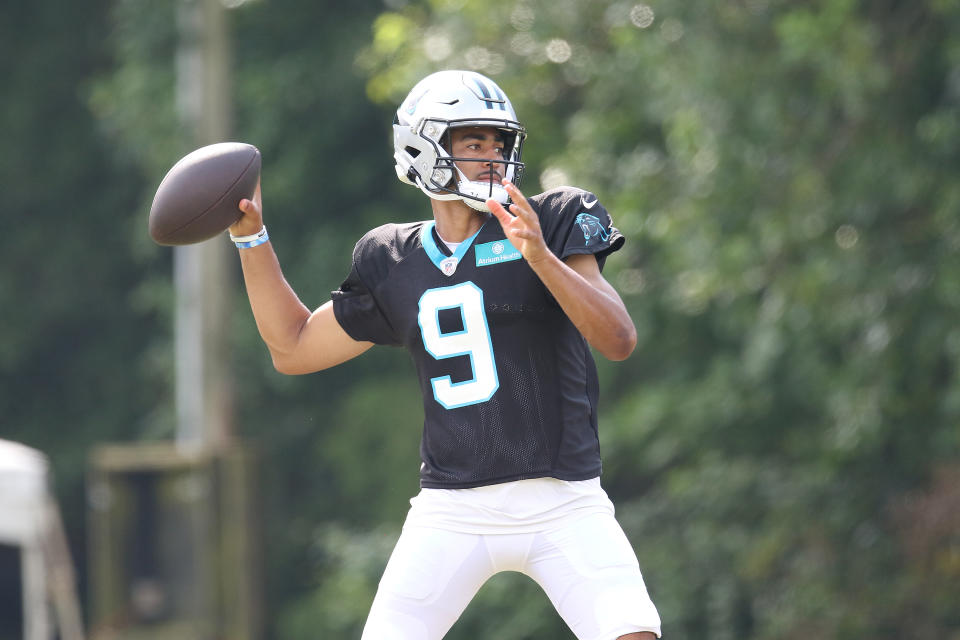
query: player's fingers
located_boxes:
[502,181,537,223]
[487,198,514,225]
[511,228,540,241]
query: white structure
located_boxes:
[0,439,84,640]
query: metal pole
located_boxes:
[174,0,234,454]
[22,540,48,640]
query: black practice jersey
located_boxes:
[331,186,625,488]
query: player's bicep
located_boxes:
[274,300,373,374]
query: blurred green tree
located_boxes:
[327,0,960,638]
[5,0,960,638]
[0,1,158,619]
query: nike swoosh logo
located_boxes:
[582,196,599,209]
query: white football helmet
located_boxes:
[393,70,526,212]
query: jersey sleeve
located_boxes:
[533,187,625,270]
[330,230,402,346]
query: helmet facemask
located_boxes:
[428,119,526,212]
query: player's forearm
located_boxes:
[235,243,312,362]
[528,253,637,361]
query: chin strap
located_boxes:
[458,179,509,212]
[416,166,513,213]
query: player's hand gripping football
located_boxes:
[232,180,264,237]
[487,180,550,266]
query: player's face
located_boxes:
[448,127,508,184]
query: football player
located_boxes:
[230,70,661,640]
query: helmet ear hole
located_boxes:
[430,163,455,189]
[405,146,421,158]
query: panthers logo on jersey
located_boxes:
[574,213,611,246]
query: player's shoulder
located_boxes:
[527,185,600,218]
[527,186,610,237]
[349,221,427,286]
[352,221,426,261]
[526,186,623,259]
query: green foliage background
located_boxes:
[2,0,959,638]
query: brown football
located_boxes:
[148,142,261,245]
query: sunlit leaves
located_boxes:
[354,1,960,638]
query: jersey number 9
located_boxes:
[418,282,500,409]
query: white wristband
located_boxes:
[229,226,267,243]
[231,226,269,249]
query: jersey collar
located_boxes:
[420,221,484,277]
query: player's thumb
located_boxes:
[238,192,262,219]
[232,195,263,235]
[239,181,263,214]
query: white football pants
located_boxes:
[361,479,661,640]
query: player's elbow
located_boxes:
[271,355,298,375]
[270,351,310,375]
[605,341,636,362]
[603,325,637,361]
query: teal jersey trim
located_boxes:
[420,221,484,276]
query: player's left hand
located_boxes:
[487,180,551,265]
